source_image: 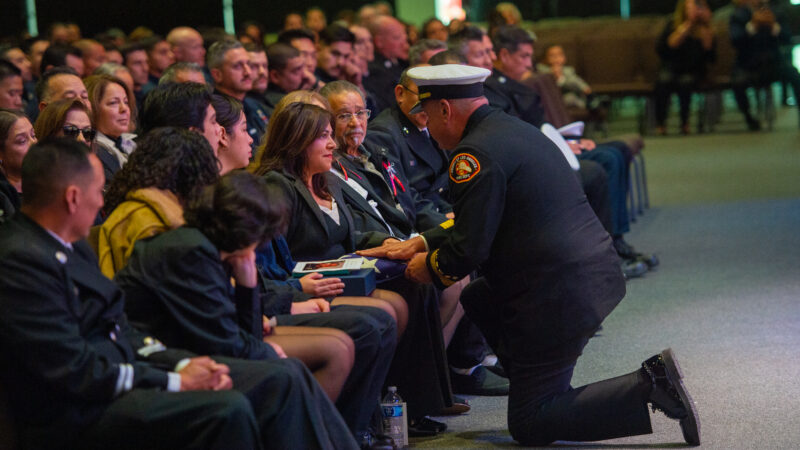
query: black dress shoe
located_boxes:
[408,416,446,436]
[641,348,700,446]
[451,365,510,396]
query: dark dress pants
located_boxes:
[276,305,397,436]
[379,278,452,418]
[460,277,653,446]
[577,160,613,236]
[579,144,631,236]
[78,389,261,450]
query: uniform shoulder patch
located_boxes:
[449,153,481,183]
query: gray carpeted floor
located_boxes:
[409,103,800,448]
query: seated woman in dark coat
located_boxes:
[252,100,455,434]
[111,145,355,405]
[0,109,36,220]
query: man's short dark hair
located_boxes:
[141,82,212,132]
[448,25,486,58]
[35,66,80,103]
[141,35,166,52]
[277,28,317,45]
[0,60,22,81]
[39,44,82,73]
[408,39,447,66]
[158,62,204,85]
[119,42,146,62]
[21,137,93,209]
[243,42,264,53]
[266,43,300,72]
[317,24,355,46]
[427,50,466,66]
[184,171,287,252]
[492,25,535,55]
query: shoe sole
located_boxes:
[662,348,701,446]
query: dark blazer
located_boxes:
[334,144,448,236]
[115,227,276,360]
[363,54,407,114]
[243,93,271,149]
[484,68,545,128]
[0,171,20,221]
[366,105,452,216]
[94,142,122,190]
[261,169,389,261]
[262,86,287,111]
[0,214,177,436]
[421,106,625,357]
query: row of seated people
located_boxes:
[1,14,658,449]
[0,79,507,449]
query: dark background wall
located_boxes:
[0,0,795,40]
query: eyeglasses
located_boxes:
[402,86,419,96]
[62,125,96,141]
[335,109,371,123]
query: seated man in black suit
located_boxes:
[0,137,357,450]
[363,16,410,114]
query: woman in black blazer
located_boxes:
[252,101,456,430]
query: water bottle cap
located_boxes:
[388,386,397,393]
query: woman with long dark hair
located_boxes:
[0,109,36,218]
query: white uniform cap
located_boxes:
[407,64,492,114]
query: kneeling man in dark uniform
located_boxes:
[360,65,700,446]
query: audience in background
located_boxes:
[654,0,716,135]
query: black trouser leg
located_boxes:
[276,306,397,436]
[220,356,358,450]
[505,333,653,446]
[577,160,613,236]
[79,389,262,450]
[380,279,450,418]
[446,315,491,369]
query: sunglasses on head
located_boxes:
[62,125,96,142]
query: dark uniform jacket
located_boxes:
[215,90,269,151]
[484,68,545,128]
[366,105,452,215]
[243,93,271,149]
[334,144,447,238]
[262,85,288,111]
[261,169,389,261]
[363,54,407,114]
[0,214,187,439]
[422,106,625,358]
[115,227,276,360]
[0,171,20,221]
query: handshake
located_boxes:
[358,236,432,284]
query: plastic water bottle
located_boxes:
[381,386,407,447]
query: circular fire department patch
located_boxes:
[449,153,481,183]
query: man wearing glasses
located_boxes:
[320,80,447,239]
